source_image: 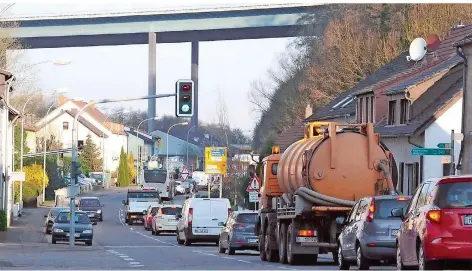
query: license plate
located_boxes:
[66,233,80,237]
[248,239,258,243]
[464,215,472,225]
[195,228,208,233]
[296,237,318,243]
[88,214,94,217]
[391,229,399,236]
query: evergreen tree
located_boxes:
[13,125,30,171]
[118,147,130,187]
[128,152,136,184]
[78,134,103,175]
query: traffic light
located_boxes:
[71,161,82,183]
[175,79,194,117]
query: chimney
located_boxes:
[305,104,313,118]
[58,95,68,107]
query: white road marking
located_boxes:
[134,231,178,247]
[119,255,128,258]
[123,258,135,261]
[131,265,145,267]
[130,228,134,231]
[118,209,125,226]
[129,262,141,265]
[237,259,253,264]
[105,245,174,248]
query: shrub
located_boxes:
[0,210,7,231]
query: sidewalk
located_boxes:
[0,206,49,244]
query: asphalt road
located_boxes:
[0,188,397,270]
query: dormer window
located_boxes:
[357,94,375,123]
[400,99,410,124]
[388,100,396,125]
[387,96,410,125]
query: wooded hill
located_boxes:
[251,4,472,152]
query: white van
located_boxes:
[176,198,231,245]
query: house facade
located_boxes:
[124,126,161,167]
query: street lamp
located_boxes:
[69,93,177,247]
[42,88,69,203]
[100,115,112,188]
[166,122,188,172]
[136,117,159,186]
[186,125,197,166]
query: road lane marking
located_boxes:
[237,259,253,263]
[123,258,135,261]
[119,255,128,258]
[131,265,145,267]
[105,245,174,248]
[134,231,179,247]
[129,262,141,265]
[130,228,134,231]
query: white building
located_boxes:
[34,96,127,172]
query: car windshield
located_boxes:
[80,199,101,207]
[374,199,409,219]
[127,192,159,199]
[236,213,258,224]
[143,169,167,183]
[50,208,67,217]
[55,212,91,224]
[161,207,182,215]
[436,182,472,208]
[90,174,103,180]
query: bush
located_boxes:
[0,210,7,231]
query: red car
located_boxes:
[393,175,472,270]
[143,205,160,231]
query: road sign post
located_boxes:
[450,129,455,175]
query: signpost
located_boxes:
[411,148,451,156]
[204,147,227,198]
[246,176,260,210]
[248,191,258,203]
[180,166,189,181]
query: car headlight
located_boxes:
[97,210,102,213]
[53,228,64,233]
[82,230,92,234]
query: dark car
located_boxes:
[218,211,259,255]
[337,195,410,270]
[393,176,472,270]
[52,211,96,246]
[77,197,104,222]
[44,207,68,234]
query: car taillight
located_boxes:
[188,208,193,226]
[228,208,232,216]
[366,199,375,222]
[396,196,409,201]
[298,230,316,237]
[427,209,441,223]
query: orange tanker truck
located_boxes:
[256,122,398,265]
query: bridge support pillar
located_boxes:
[148,32,157,135]
[191,41,199,128]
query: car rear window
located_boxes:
[435,182,472,208]
[374,199,409,219]
[161,207,182,215]
[80,199,100,207]
[236,214,257,224]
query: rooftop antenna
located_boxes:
[426,33,441,60]
[406,37,427,62]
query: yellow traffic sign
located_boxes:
[204,147,227,175]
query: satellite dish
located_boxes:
[407,37,427,62]
[426,34,441,52]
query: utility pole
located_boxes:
[451,129,455,175]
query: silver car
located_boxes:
[337,195,411,270]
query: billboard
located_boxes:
[204,147,227,175]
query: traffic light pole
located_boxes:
[69,93,176,247]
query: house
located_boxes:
[150,129,203,170]
[23,123,38,153]
[34,96,128,172]
[124,126,161,166]
[0,69,21,226]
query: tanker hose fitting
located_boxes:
[297,187,356,207]
[376,162,397,195]
[281,193,292,206]
[295,189,338,207]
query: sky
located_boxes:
[3,1,298,137]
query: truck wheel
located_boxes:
[265,224,279,262]
[259,228,267,261]
[286,223,302,265]
[279,223,287,264]
[127,217,133,225]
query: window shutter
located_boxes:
[399,162,404,193]
[414,162,420,188]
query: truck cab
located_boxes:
[123,187,161,225]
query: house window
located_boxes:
[388,100,397,125]
[358,98,363,123]
[442,163,455,176]
[369,96,374,123]
[400,99,409,124]
[63,122,69,130]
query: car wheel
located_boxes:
[177,230,184,245]
[279,223,287,264]
[52,237,56,244]
[127,218,133,225]
[218,237,225,253]
[338,245,350,270]
[259,226,267,261]
[227,247,235,255]
[99,216,103,222]
[86,240,92,246]
[155,230,160,236]
[396,243,409,270]
[418,243,439,270]
[356,245,370,270]
[184,234,191,246]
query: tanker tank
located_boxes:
[277,122,397,207]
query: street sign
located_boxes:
[9,172,25,182]
[246,176,261,192]
[204,147,227,175]
[180,166,189,181]
[249,191,259,203]
[437,143,451,148]
[411,148,451,156]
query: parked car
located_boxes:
[143,205,161,231]
[77,197,104,222]
[218,211,259,255]
[337,195,410,270]
[176,198,231,246]
[44,207,69,234]
[51,211,96,246]
[393,176,472,270]
[89,172,104,187]
[151,205,182,235]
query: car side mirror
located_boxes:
[92,222,97,225]
[391,208,404,219]
[143,210,147,215]
[223,222,227,227]
[176,214,182,219]
[44,215,48,218]
[336,216,346,225]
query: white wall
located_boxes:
[25,131,36,153]
[423,97,462,180]
[104,133,128,172]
